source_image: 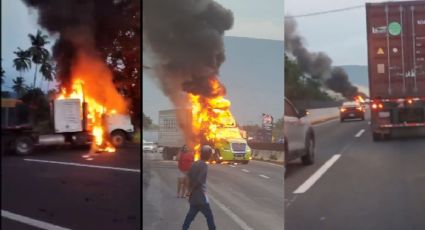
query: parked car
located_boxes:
[143,140,157,153]
[283,97,315,166]
[340,101,365,122]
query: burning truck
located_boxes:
[1,79,134,155]
[158,80,252,164]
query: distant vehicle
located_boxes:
[158,109,251,164]
[366,1,425,141]
[143,140,157,153]
[283,97,315,166]
[340,101,365,122]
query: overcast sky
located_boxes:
[143,0,284,124]
[216,0,284,41]
[1,0,56,93]
[285,0,403,66]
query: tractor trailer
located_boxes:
[366,1,425,140]
[158,109,252,164]
[1,98,134,155]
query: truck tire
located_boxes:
[301,136,314,165]
[111,130,126,148]
[15,136,34,155]
[241,160,249,165]
[214,149,222,164]
[162,147,173,160]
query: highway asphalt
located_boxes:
[1,145,140,230]
[143,152,285,230]
[285,111,425,230]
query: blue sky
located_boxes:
[1,0,57,93]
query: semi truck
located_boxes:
[158,109,252,164]
[366,1,425,141]
[1,98,134,155]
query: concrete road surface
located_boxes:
[285,111,425,230]
[143,151,284,230]
[1,145,140,230]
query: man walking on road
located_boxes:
[177,145,194,198]
[182,145,216,230]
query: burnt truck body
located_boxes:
[366,1,425,140]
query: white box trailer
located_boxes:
[158,109,188,159]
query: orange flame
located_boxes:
[189,79,241,160]
[57,53,128,153]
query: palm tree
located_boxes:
[13,47,32,78]
[12,77,27,97]
[28,30,50,88]
[39,58,55,90]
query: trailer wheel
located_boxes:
[111,130,126,148]
[15,136,34,155]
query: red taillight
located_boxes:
[340,108,346,112]
[372,103,383,110]
[356,107,362,111]
[407,99,413,104]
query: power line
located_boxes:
[285,5,364,19]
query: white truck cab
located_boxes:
[105,114,135,147]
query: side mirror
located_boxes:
[298,109,308,118]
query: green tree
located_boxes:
[39,57,55,90]
[28,30,50,88]
[13,47,32,78]
[12,77,27,97]
[20,88,50,124]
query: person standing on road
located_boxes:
[177,145,194,198]
[182,145,216,230]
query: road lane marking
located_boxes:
[293,154,341,194]
[259,174,270,179]
[242,169,250,173]
[355,129,365,138]
[230,165,236,168]
[208,195,254,230]
[24,159,140,173]
[2,210,71,230]
[251,160,284,168]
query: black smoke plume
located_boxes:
[285,18,362,99]
[143,0,233,98]
[21,0,133,89]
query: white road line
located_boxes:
[208,195,254,230]
[293,154,341,194]
[230,165,236,168]
[251,160,284,168]
[2,210,71,230]
[355,129,365,138]
[24,159,140,173]
[259,174,270,179]
[241,169,250,173]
